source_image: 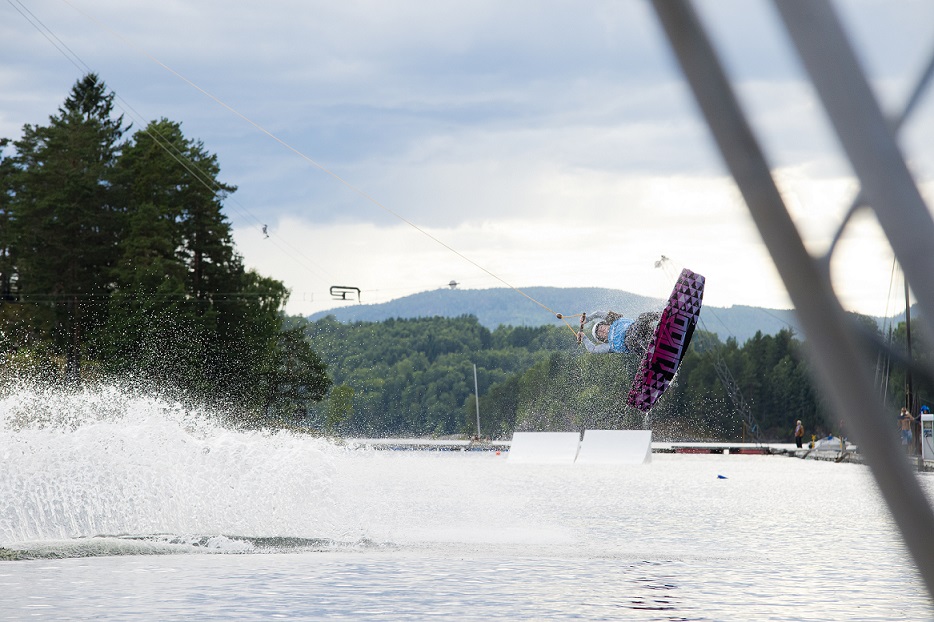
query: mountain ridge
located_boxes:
[307,287,814,345]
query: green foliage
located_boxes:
[307,313,927,443]
[0,137,14,302]
[305,315,571,436]
[0,74,331,423]
[658,329,831,440]
[262,321,332,422]
[325,384,354,434]
[886,312,934,413]
[8,73,127,381]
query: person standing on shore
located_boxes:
[794,420,805,449]
[899,407,916,455]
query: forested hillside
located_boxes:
[304,312,926,442]
[305,315,571,436]
[310,288,809,345]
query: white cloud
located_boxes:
[4,0,934,322]
[234,174,790,317]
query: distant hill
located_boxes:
[307,287,811,345]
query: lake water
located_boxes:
[2,386,932,620]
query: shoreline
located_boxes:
[343,437,934,470]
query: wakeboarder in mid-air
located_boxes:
[561,268,706,412]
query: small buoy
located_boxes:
[717,474,728,479]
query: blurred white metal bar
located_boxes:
[823,43,934,268]
[775,0,934,342]
[650,0,934,595]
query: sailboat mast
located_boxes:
[473,364,481,439]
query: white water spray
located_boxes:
[2,382,558,558]
[0,382,351,550]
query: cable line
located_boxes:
[52,0,576,328]
[8,0,340,298]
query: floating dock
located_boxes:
[344,436,934,470]
[346,437,798,455]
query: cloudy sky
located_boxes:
[3,1,934,320]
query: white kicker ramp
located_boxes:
[575,430,652,464]
[507,432,581,464]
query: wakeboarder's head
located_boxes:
[593,322,610,343]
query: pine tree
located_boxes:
[102,118,208,389]
[0,138,13,302]
[3,76,332,422]
[9,73,126,383]
[107,116,308,416]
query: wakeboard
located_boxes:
[626,268,705,412]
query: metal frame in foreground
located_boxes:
[651,0,934,596]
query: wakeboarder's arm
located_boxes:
[580,334,611,354]
[579,310,611,353]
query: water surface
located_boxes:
[1,387,930,620]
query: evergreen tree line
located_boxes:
[308,313,927,442]
[0,74,331,421]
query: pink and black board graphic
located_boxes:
[627,268,705,412]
